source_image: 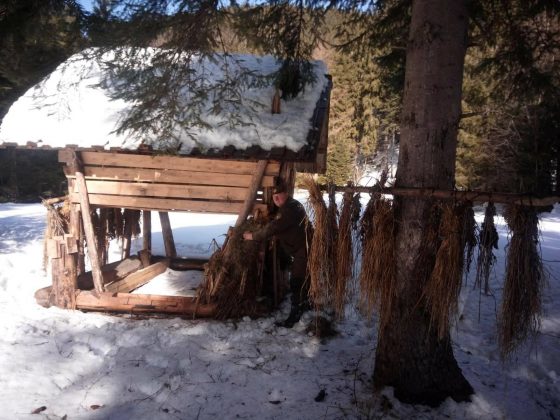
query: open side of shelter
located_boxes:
[29,76,332,318]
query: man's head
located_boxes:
[272,180,289,207]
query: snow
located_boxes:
[0,199,559,419]
[0,49,329,154]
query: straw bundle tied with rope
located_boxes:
[475,203,499,294]
[301,175,331,310]
[43,198,71,271]
[198,219,266,319]
[358,195,395,325]
[334,187,354,318]
[499,204,544,358]
[423,203,467,339]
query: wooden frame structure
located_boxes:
[32,77,332,317]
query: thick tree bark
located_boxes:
[373,0,474,406]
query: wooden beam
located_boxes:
[235,160,268,227]
[81,179,249,201]
[59,150,281,175]
[65,166,276,188]
[69,193,267,214]
[159,212,177,258]
[105,260,169,293]
[71,152,105,293]
[315,185,560,207]
[142,210,152,251]
[75,290,217,317]
[77,256,143,290]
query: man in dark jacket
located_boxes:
[243,181,312,327]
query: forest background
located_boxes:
[0,0,558,202]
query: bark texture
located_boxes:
[373,0,474,406]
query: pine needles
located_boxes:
[499,204,544,358]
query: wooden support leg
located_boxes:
[49,235,77,309]
[159,212,177,258]
[122,209,133,259]
[142,210,152,252]
[70,204,85,275]
[235,160,268,227]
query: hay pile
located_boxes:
[198,219,266,319]
[499,204,544,358]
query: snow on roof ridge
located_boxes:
[0,47,328,154]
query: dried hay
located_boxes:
[198,219,266,319]
[475,203,499,294]
[499,204,544,358]
[42,197,71,271]
[358,195,395,326]
[326,185,339,305]
[423,203,466,339]
[461,204,478,275]
[301,175,331,310]
[334,187,354,318]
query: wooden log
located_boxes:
[77,256,143,290]
[71,152,104,292]
[105,260,169,293]
[69,193,267,214]
[52,238,77,309]
[64,166,276,188]
[35,286,55,308]
[151,256,207,271]
[59,150,281,175]
[235,160,268,227]
[142,210,152,251]
[75,290,217,317]
[315,184,560,207]
[159,212,177,258]
[138,249,151,268]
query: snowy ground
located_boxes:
[0,200,559,419]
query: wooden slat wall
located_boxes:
[60,150,278,214]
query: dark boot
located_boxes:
[276,304,303,328]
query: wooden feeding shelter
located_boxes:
[0,50,331,317]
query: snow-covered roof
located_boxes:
[0,49,329,156]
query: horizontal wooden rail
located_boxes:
[316,185,560,206]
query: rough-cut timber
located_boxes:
[75,291,217,317]
[77,256,143,290]
[235,160,268,227]
[159,212,177,258]
[105,260,169,293]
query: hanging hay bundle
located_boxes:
[475,202,499,294]
[301,175,330,309]
[358,195,395,325]
[198,219,266,319]
[461,204,478,275]
[326,184,339,305]
[499,204,544,358]
[42,198,71,271]
[334,187,354,318]
[423,203,465,338]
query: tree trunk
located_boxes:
[373,0,473,406]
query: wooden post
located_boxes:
[122,209,133,259]
[235,160,268,227]
[159,211,177,258]
[142,210,152,251]
[50,235,77,309]
[71,151,104,293]
[69,203,85,275]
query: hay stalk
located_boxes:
[499,204,544,358]
[334,188,354,318]
[475,203,498,294]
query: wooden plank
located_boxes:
[105,260,169,293]
[70,193,267,214]
[77,256,143,290]
[159,212,177,258]
[59,150,281,175]
[142,210,152,252]
[65,166,276,188]
[75,290,217,317]
[82,179,249,201]
[235,160,268,227]
[72,152,104,293]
